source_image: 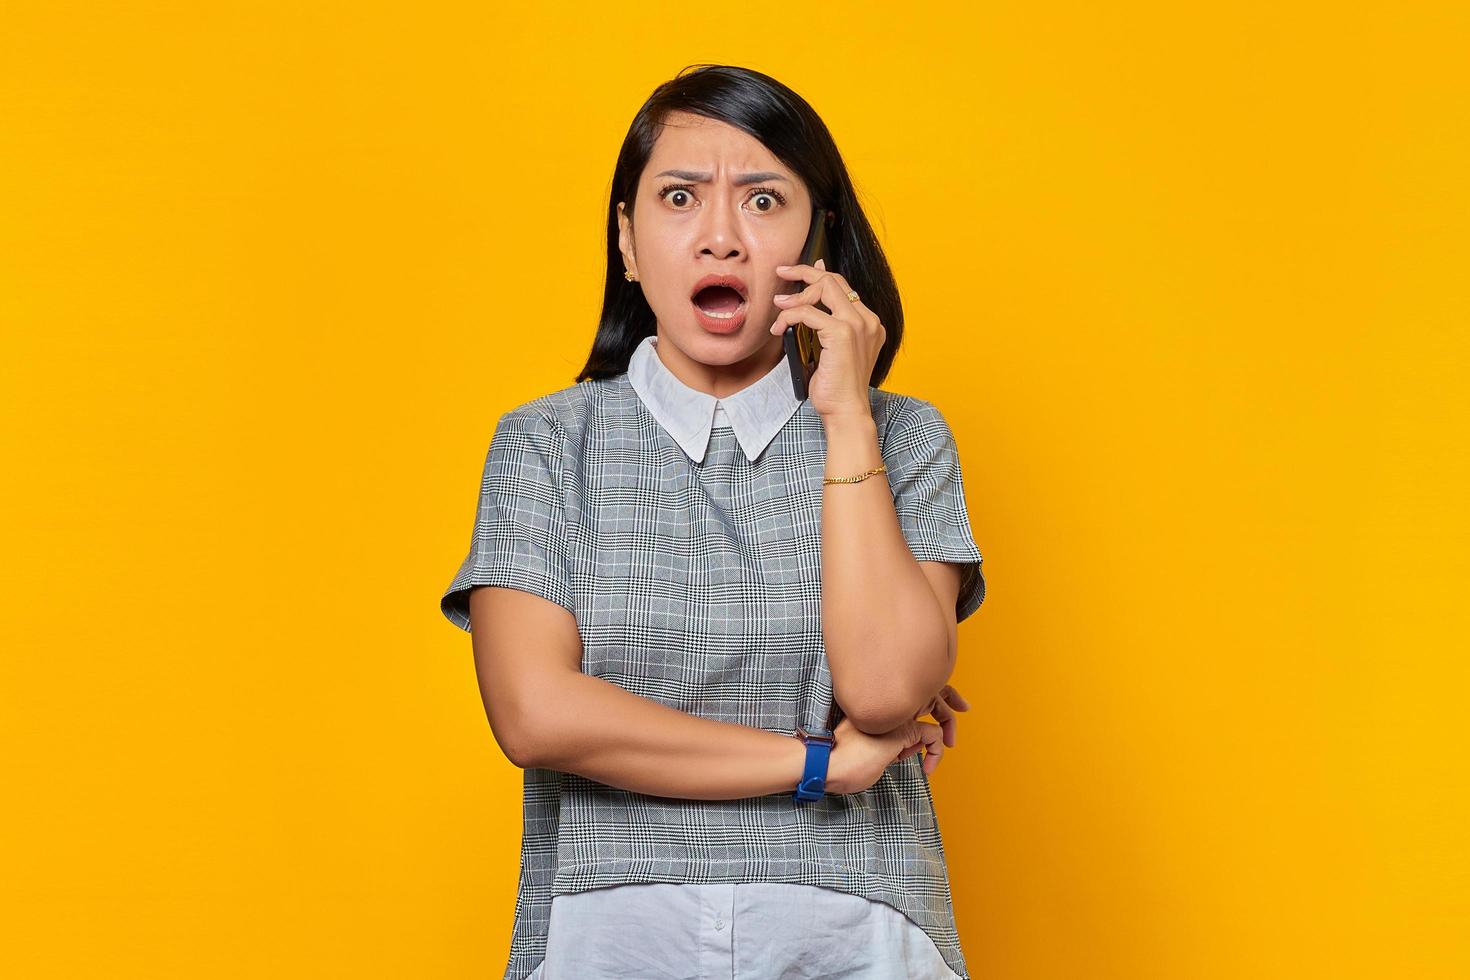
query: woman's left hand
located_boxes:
[834,683,971,778]
[893,684,972,775]
[887,687,970,775]
[919,684,971,750]
[770,258,885,422]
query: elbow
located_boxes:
[476,661,580,771]
[836,653,952,735]
[842,698,927,736]
[832,610,954,736]
[837,673,931,734]
[487,696,551,770]
[491,718,538,769]
[498,728,540,769]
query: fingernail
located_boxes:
[775,265,789,270]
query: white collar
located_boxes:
[626,335,802,463]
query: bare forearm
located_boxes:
[821,412,952,730]
[515,669,808,800]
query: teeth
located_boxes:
[696,299,745,319]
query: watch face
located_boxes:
[797,726,834,745]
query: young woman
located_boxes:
[441,64,987,980]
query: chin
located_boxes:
[669,327,759,365]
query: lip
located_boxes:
[691,296,747,335]
[690,273,749,336]
[689,273,749,301]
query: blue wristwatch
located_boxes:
[793,724,835,802]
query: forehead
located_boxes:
[644,111,785,175]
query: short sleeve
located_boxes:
[439,409,575,633]
[881,398,987,624]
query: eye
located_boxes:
[747,187,787,212]
[655,184,789,213]
[658,184,697,209]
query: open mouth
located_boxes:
[691,284,748,320]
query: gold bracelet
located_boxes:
[822,463,888,485]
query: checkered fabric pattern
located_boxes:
[441,367,985,980]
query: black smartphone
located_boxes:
[781,207,831,402]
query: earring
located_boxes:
[624,270,638,282]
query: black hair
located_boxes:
[574,64,905,386]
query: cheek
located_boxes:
[755,234,808,283]
[645,280,698,325]
[648,272,687,305]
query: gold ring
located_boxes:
[845,290,859,302]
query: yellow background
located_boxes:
[3,2,1466,977]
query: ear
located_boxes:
[617,201,637,276]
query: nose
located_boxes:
[696,190,744,261]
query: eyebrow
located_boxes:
[652,169,789,185]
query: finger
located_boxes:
[775,282,870,329]
[774,263,824,285]
[774,261,849,302]
[920,693,955,748]
[932,697,957,748]
[919,723,945,775]
[775,260,867,322]
[942,685,972,712]
[768,302,841,338]
[772,280,827,307]
[813,260,867,315]
[815,260,860,302]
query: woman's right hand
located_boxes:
[825,714,946,795]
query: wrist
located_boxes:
[821,409,877,437]
[792,725,836,802]
[823,746,850,795]
[780,731,809,794]
[822,413,880,481]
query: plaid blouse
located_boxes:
[441,335,986,979]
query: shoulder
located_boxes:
[496,376,623,447]
[867,387,959,453]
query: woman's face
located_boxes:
[618,110,814,394]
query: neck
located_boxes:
[651,331,784,399]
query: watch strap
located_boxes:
[793,725,835,802]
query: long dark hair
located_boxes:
[574,64,905,386]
